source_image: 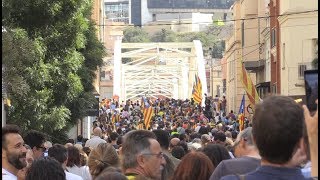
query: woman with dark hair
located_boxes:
[66,146,92,180]
[26,157,66,180]
[171,151,214,180]
[201,144,231,168]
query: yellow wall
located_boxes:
[279,11,318,96]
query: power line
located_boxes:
[97,9,318,27]
[235,23,318,31]
[188,46,260,71]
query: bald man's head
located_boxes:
[93,127,102,136]
[170,137,180,148]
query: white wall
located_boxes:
[141,0,153,25]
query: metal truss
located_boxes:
[113,40,207,103]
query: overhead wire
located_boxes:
[96,9,318,27]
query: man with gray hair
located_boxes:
[121,130,166,180]
[209,127,261,180]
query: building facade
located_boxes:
[225,0,270,113]
[278,0,318,98]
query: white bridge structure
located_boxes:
[113,39,207,104]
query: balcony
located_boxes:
[244,59,265,71]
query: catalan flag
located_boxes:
[137,122,144,130]
[240,59,261,109]
[238,94,245,132]
[143,106,153,130]
[111,114,116,123]
[111,113,120,123]
[192,74,202,105]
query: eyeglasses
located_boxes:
[141,152,164,159]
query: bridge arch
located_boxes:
[113,39,207,105]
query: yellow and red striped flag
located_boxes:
[143,107,153,130]
[111,114,116,123]
[137,123,144,130]
[240,59,261,109]
[192,74,202,105]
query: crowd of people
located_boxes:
[2,95,318,180]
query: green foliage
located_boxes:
[151,29,177,42]
[312,40,318,69]
[2,0,105,143]
[123,27,151,43]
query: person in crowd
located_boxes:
[201,134,212,147]
[209,127,261,180]
[66,146,92,180]
[67,139,75,145]
[121,130,166,180]
[24,144,34,168]
[23,130,46,159]
[25,157,66,180]
[169,137,180,152]
[65,143,74,148]
[76,135,84,145]
[302,100,318,177]
[171,146,185,160]
[74,143,84,151]
[48,144,83,180]
[85,127,107,149]
[83,146,92,157]
[153,129,180,180]
[88,143,120,179]
[177,140,189,154]
[95,167,127,180]
[109,132,120,150]
[171,151,214,180]
[80,150,89,167]
[201,144,231,169]
[213,131,235,158]
[221,95,314,180]
[2,124,28,180]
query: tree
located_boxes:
[2,0,105,143]
[312,40,318,69]
[151,29,177,42]
[122,27,151,43]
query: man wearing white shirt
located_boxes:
[85,127,106,149]
[48,144,83,180]
[2,124,28,180]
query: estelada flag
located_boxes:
[238,94,245,132]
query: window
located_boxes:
[298,64,307,79]
[271,28,276,47]
[241,21,245,47]
[152,14,156,21]
[216,85,220,97]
